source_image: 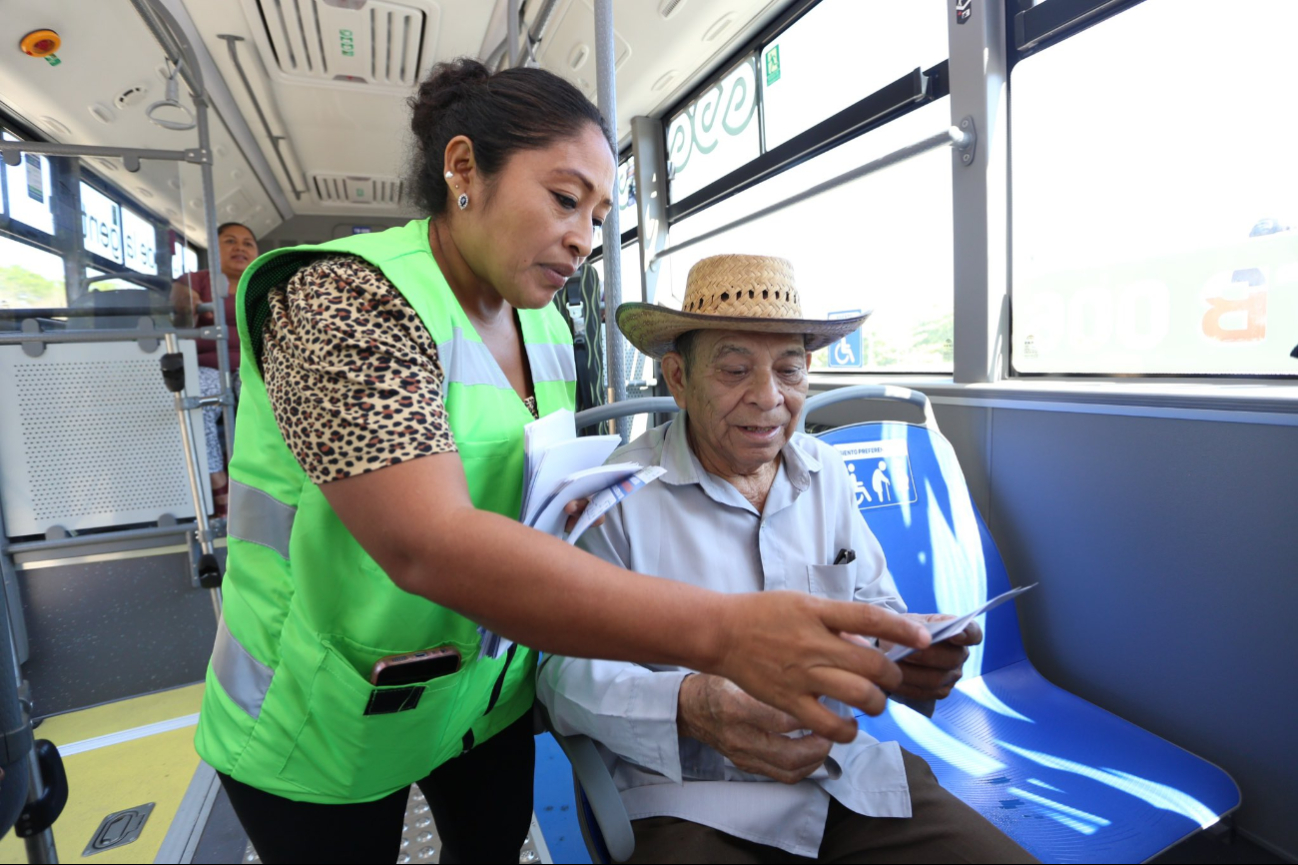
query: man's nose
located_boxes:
[747,368,783,410]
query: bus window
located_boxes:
[0,235,64,310]
[1011,0,1298,376]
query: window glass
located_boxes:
[172,239,199,280]
[761,0,947,150]
[80,181,124,266]
[121,208,158,275]
[0,236,65,309]
[2,133,54,235]
[1012,0,1298,375]
[616,156,638,236]
[86,267,156,291]
[667,56,761,203]
[666,99,952,373]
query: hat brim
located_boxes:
[616,303,872,360]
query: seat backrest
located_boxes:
[816,421,1026,675]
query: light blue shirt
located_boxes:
[537,415,926,858]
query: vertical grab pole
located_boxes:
[195,98,236,458]
[594,0,628,442]
[0,510,55,863]
[507,0,521,68]
[164,333,222,602]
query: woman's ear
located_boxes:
[442,135,478,198]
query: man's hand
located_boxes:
[677,674,832,784]
[887,613,982,701]
[562,497,605,533]
[711,592,930,744]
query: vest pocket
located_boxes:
[277,637,475,801]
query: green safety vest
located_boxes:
[194,218,576,803]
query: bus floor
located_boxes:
[0,683,1280,864]
[0,684,553,864]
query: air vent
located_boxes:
[252,0,433,89]
[659,0,688,20]
[312,173,404,205]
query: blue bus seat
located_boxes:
[815,391,1240,863]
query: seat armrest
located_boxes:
[552,731,635,862]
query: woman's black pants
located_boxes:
[218,712,535,864]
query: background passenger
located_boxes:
[539,255,1036,863]
[172,221,256,516]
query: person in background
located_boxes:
[172,222,257,516]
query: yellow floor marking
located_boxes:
[0,685,206,864]
[34,683,205,747]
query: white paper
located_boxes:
[528,461,647,537]
[885,583,1038,662]
[564,465,667,545]
[522,435,620,525]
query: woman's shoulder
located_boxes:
[284,254,400,302]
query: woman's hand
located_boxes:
[712,592,931,743]
[562,497,605,533]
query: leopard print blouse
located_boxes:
[261,255,538,485]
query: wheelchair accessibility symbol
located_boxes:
[827,310,864,370]
[836,440,917,511]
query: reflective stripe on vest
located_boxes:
[227,481,296,560]
[439,328,576,388]
[211,616,274,719]
[526,342,577,384]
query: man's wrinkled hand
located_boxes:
[677,674,832,785]
[888,613,982,701]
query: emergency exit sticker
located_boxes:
[765,45,781,85]
[833,439,917,511]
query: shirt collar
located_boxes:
[659,412,823,495]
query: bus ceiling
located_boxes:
[0,0,792,241]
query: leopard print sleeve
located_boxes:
[260,254,457,485]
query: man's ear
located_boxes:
[661,352,688,409]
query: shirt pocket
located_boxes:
[806,563,855,601]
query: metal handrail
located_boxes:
[651,123,976,266]
[799,384,938,433]
[574,397,679,431]
[217,35,307,200]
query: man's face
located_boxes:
[663,330,811,477]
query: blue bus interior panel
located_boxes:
[818,420,1241,864]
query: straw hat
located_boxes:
[616,254,870,360]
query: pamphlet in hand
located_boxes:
[480,411,667,660]
[885,583,1038,662]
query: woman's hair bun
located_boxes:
[410,59,490,145]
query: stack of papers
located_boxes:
[479,410,667,660]
[519,409,665,544]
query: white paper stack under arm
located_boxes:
[520,409,622,528]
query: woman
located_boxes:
[194,59,929,863]
[172,222,257,514]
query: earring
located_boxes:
[444,171,453,180]
[457,193,469,210]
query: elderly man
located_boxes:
[538,255,1035,863]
